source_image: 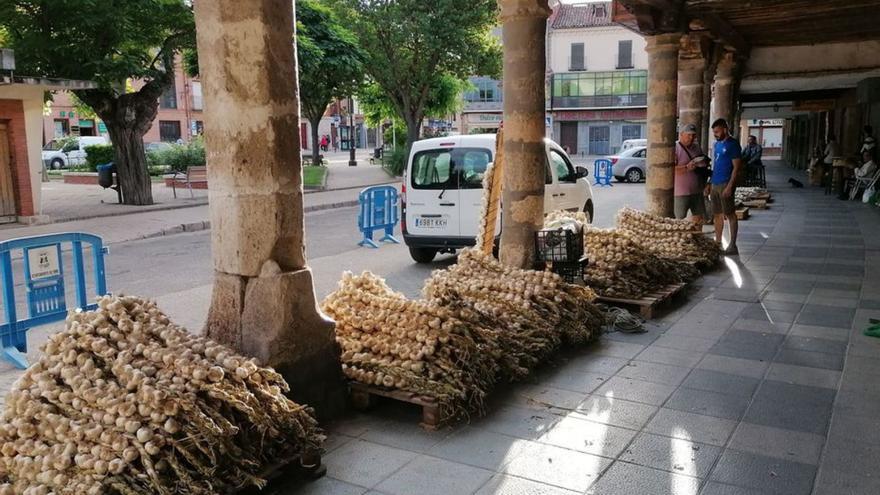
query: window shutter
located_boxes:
[570,43,585,71]
[618,40,633,69]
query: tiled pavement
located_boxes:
[296,162,880,495]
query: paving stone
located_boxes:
[817,435,880,479]
[653,334,718,353]
[589,340,647,359]
[375,455,493,495]
[323,440,418,488]
[807,295,859,308]
[360,418,449,453]
[558,355,629,375]
[827,413,880,446]
[812,468,880,495]
[593,376,677,406]
[504,384,586,413]
[709,450,817,495]
[788,324,849,342]
[727,422,825,465]
[700,481,772,495]
[843,355,880,375]
[585,461,700,495]
[538,415,638,458]
[796,304,855,329]
[782,335,847,354]
[711,288,761,303]
[731,318,790,334]
[709,341,778,362]
[615,360,692,387]
[503,441,612,492]
[635,346,704,368]
[428,427,525,470]
[473,406,560,441]
[324,434,357,455]
[765,363,841,390]
[292,477,368,495]
[696,354,769,379]
[574,393,659,431]
[859,298,880,309]
[680,369,761,398]
[743,381,835,435]
[534,368,608,394]
[619,432,721,478]
[664,387,751,420]
[474,474,580,495]
[761,291,808,303]
[773,348,845,371]
[832,389,880,419]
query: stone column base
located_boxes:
[206,265,345,420]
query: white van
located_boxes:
[402,134,594,263]
[620,138,647,152]
[42,136,109,169]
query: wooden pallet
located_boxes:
[753,192,772,201]
[736,207,750,220]
[596,282,688,319]
[235,450,326,494]
[350,382,441,430]
[742,199,769,209]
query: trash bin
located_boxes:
[373,147,383,160]
[97,163,116,189]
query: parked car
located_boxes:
[402,134,594,263]
[620,138,647,151]
[42,136,109,169]
[145,142,173,153]
[610,146,647,183]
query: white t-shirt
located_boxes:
[856,160,877,178]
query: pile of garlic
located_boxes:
[616,207,720,268]
[735,187,767,204]
[322,249,604,424]
[0,295,322,495]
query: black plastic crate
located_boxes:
[547,259,588,284]
[535,228,584,262]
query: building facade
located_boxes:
[547,1,647,155]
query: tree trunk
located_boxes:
[104,122,154,205]
[403,116,420,160]
[310,116,322,166]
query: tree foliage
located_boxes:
[331,0,501,147]
[0,0,195,205]
[297,0,364,164]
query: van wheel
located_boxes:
[50,158,64,170]
[409,247,437,264]
[584,200,594,224]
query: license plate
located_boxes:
[415,216,447,229]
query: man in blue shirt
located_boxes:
[708,118,743,255]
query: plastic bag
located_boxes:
[864,186,875,204]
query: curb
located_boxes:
[136,199,361,240]
[41,199,210,225]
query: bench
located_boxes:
[170,166,208,198]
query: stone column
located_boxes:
[678,35,708,140]
[194,0,343,418]
[844,104,863,155]
[712,50,738,125]
[645,32,681,218]
[498,0,551,268]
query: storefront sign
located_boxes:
[749,119,784,127]
[26,245,61,281]
[554,109,646,122]
[792,100,835,112]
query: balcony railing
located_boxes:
[551,93,647,109]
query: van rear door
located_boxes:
[405,144,461,238]
[457,148,494,238]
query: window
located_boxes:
[570,43,585,71]
[191,81,203,110]
[622,124,642,141]
[464,79,502,103]
[551,70,647,108]
[550,150,576,183]
[160,78,178,109]
[53,119,69,138]
[159,120,182,142]
[617,40,633,69]
[192,120,204,136]
[410,148,492,189]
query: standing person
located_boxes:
[743,135,763,167]
[824,134,839,168]
[674,123,708,227]
[861,125,876,157]
[708,118,743,255]
[320,135,328,152]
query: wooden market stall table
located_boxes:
[829,157,858,198]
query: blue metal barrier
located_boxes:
[593,159,613,187]
[358,185,401,248]
[0,233,109,369]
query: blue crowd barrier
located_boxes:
[358,185,401,248]
[0,233,109,369]
[593,159,614,187]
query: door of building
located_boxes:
[560,122,578,154]
[0,123,17,222]
[589,126,610,155]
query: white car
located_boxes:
[620,138,647,151]
[610,146,647,183]
[402,134,594,263]
[42,136,109,169]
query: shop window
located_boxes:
[159,121,182,142]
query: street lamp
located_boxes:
[348,96,357,167]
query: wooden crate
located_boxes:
[350,382,441,430]
[736,207,750,220]
[235,450,326,494]
[753,192,771,201]
[596,282,688,319]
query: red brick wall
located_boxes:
[0,99,35,217]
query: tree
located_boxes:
[297,0,364,165]
[1,0,195,205]
[332,0,500,156]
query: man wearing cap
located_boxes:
[710,118,743,255]
[674,123,709,227]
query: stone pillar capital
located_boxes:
[498,0,551,21]
[646,32,683,53]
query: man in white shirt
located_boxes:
[856,150,877,179]
[824,134,840,166]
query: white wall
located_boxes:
[548,26,647,74]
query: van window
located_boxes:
[411,148,492,189]
[550,150,576,183]
[43,140,62,151]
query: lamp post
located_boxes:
[348,96,357,167]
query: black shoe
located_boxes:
[724,245,739,256]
